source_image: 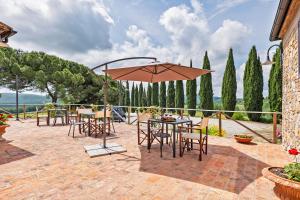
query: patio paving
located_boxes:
[0,119,291,199]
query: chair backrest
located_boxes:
[200,117,209,129]
[77,108,93,114]
[94,110,111,118]
[138,112,151,122]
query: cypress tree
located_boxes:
[268,48,282,112]
[139,82,143,107]
[134,85,139,109]
[221,48,237,117]
[125,81,130,108]
[175,80,184,114]
[142,89,147,107]
[187,60,197,116]
[167,81,175,113]
[243,46,264,121]
[131,83,135,112]
[147,83,152,106]
[152,82,159,106]
[160,82,166,108]
[199,51,214,117]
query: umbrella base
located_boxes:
[84,143,127,157]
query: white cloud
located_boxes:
[2,0,257,98]
[61,0,251,97]
[0,0,114,54]
[209,0,249,19]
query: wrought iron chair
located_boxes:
[90,111,104,138]
[96,110,115,135]
[53,109,66,126]
[137,112,152,145]
[76,108,93,134]
[36,106,49,126]
[179,117,209,161]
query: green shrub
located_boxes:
[232,112,249,121]
[259,114,273,123]
[284,163,300,182]
[193,125,226,137]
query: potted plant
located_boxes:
[234,134,253,144]
[263,148,300,199]
[0,113,13,141]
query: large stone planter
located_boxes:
[0,125,8,141]
[263,167,300,200]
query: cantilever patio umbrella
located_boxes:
[85,60,212,157]
[103,62,212,83]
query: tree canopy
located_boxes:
[268,48,282,112]
[0,48,120,105]
[199,51,214,116]
[243,46,264,121]
[167,81,175,112]
[221,48,237,116]
[175,80,184,114]
[159,82,166,108]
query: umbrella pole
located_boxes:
[103,64,108,148]
[83,63,126,157]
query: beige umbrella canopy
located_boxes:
[103,62,212,82]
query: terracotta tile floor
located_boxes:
[0,119,291,200]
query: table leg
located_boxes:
[160,123,164,158]
[88,117,91,136]
[65,110,68,125]
[47,110,50,126]
[173,124,176,158]
[166,124,168,144]
[147,120,150,152]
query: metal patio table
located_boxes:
[147,118,192,158]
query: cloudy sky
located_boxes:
[0,0,279,97]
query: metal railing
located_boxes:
[0,103,282,144]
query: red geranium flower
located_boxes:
[289,148,299,155]
[8,114,13,118]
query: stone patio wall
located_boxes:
[282,9,300,150]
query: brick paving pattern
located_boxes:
[0,119,291,199]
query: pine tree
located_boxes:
[187,59,196,116]
[199,51,214,117]
[134,85,139,109]
[160,82,166,108]
[175,80,184,114]
[139,82,143,107]
[167,81,175,113]
[152,82,159,106]
[243,46,264,121]
[268,48,282,112]
[131,83,135,112]
[147,83,152,106]
[222,48,237,117]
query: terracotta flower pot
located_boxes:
[0,125,9,141]
[262,167,300,200]
[234,135,253,144]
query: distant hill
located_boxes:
[0,93,51,105]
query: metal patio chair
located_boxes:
[179,117,209,161]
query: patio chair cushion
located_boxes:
[153,132,171,138]
[181,132,201,140]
